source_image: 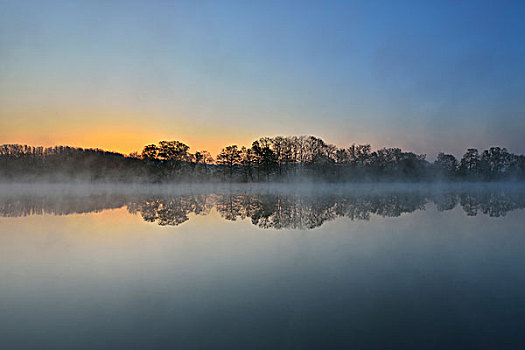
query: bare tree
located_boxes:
[217,145,242,178]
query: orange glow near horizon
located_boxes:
[0,128,254,157]
[0,113,260,157]
[0,119,387,158]
[1,107,335,157]
[0,107,387,157]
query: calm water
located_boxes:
[1,184,525,349]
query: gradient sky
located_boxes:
[1,0,524,157]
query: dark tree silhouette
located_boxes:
[251,140,276,180]
[481,147,512,180]
[216,145,242,178]
[141,144,158,160]
[1,137,524,182]
[459,148,481,179]
[434,153,459,179]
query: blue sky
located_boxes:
[1,0,524,157]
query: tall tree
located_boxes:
[251,141,276,180]
[481,147,511,179]
[459,148,480,179]
[157,141,190,162]
[434,153,458,179]
[241,146,256,181]
[141,144,158,160]
[217,145,242,178]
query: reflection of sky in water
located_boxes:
[1,191,525,348]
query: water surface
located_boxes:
[1,184,524,349]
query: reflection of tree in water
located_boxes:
[0,194,128,217]
[368,194,427,218]
[458,191,524,217]
[213,193,342,229]
[432,193,459,212]
[214,193,426,229]
[2,189,525,228]
[127,194,212,226]
[126,190,525,228]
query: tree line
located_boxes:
[1,136,524,182]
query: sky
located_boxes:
[0,0,524,158]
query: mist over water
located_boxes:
[2,0,525,347]
[1,183,525,349]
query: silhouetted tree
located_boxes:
[251,140,276,180]
[459,148,481,179]
[480,147,511,180]
[217,145,242,178]
[1,139,523,183]
[192,150,213,177]
[240,146,256,181]
[157,141,190,162]
[141,144,158,160]
[434,153,458,179]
